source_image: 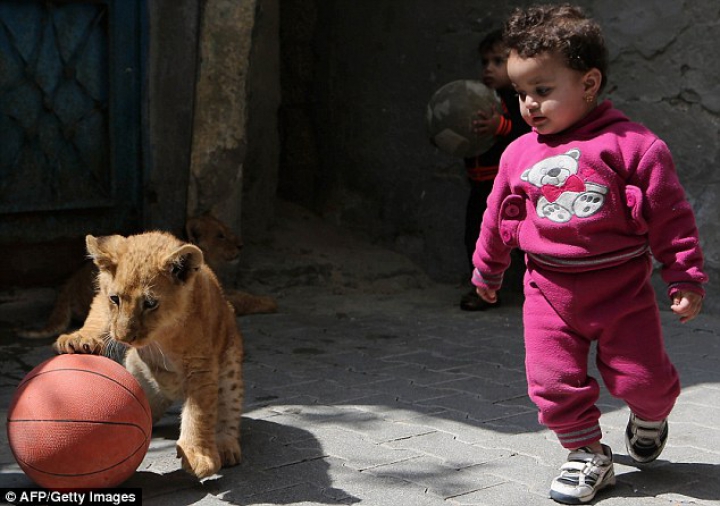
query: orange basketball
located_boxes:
[6,354,152,489]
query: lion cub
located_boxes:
[20,214,276,340]
[185,214,278,317]
[54,231,244,479]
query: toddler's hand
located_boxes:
[671,291,703,323]
[476,286,498,304]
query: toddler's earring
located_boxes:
[585,94,595,103]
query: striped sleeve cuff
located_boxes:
[495,116,512,137]
[471,268,503,290]
[668,282,705,299]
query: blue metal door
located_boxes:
[0,0,143,242]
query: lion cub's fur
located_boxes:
[17,262,97,339]
[185,214,278,317]
[54,231,244,479]
[20,214,277,339]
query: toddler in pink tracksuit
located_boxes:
[471,5,708,504]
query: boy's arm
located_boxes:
[497,91,530,140]
[473,103,526,140]
[473,105,501,137]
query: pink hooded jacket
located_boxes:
[472,101,707,298]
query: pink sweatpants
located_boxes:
[523,254,680,449]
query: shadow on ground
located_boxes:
[1,201,719,505]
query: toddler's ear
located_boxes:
[583,68,602,95]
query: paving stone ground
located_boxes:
[1,203,719,505]
[1,282,719,506]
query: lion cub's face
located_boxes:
[88,232,203,348]
[185,214,242,271]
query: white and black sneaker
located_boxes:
[550,444,616,504]
[625,412,668,463]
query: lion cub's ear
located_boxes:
[185,216,205,244]
[86,235,126,274]
[162,244,204,283]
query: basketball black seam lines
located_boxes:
[10,433,150,478]
[7,419,148,431]
[19,366,152,422]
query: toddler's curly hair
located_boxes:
[503,4,609,91]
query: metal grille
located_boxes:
[0,1,111,214]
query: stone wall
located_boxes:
[187,0,258,235]
[188,0,281,245]
[277,0,720,311]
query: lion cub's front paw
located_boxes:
[54,332,104,355]
[216,434,242,467]
[176,440,221,479]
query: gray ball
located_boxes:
[427,80,500,158]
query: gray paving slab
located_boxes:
[1,282,720,506]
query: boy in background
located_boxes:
[461,29,530,310]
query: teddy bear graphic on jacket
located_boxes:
[520,148,608,223]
